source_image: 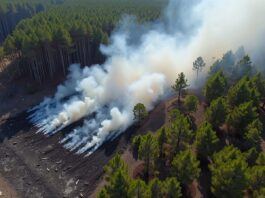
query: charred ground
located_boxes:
[0,85,166,197]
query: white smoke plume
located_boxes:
[29,0,265,155]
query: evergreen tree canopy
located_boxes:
[172,72,189,103]
[104,154,127,181]
[244,119,263,148]
[133,103,148,124]
[169,113,193,152]
[209,146,249,197]
[248,165,265,193]
[184,95,199,113]
[251,73,265,98]
[226,101,258,134]
[227,76,259,107]
[1,0,164,82]
[204,71,227,103]
[256,152,265,166]
[163,177,182,198]
[205,97,228,129]
[195,122,219,158]
[148,178,163,198]
[129,179,148,198]
[156,127,167,159]
[233,55,253,78]
[138,133,159,180]
[193,56,206,78]
[105,169,131,198]
[172,149,200,185]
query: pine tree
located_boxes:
[172,72,189,104]
[157,127,167,159]
[209,146,249,197]
[169,109,181,124]
[195,122,219,159]
[227,76,259,107]
[104,154,127,181]
[205,97,228,129]
[105,170,131,198]
[226,101,258,134]
[193,56,206,79]
[164,177,182,198]
[244,119,263,148]
[138,133,159,181]
[98,188,109,198]
[129,179,148,198]
[169,114,193,154]
[148,178,163,198]
[204,71,227,103]
[248,165,265,193]
[251,73,265,108]
[133,103,148,125]
[184,95,199,113]
[172,149,200,185]
[256,152,265,166]
[132,135,142,158]
[234,55,253,78]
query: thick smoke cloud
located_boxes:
[29,0,265,155]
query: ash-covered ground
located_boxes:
[0,80,166,197]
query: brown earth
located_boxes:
[0,68,167,198]
[0,176,18,198]
[0,77,209,198]
[0,101,166,198]
[1,71,264,198]
[91,95,211,198]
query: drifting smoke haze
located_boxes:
[29,0,265,155]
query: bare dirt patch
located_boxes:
[0,176,18,198]
[0,72,209,198]
[0,96,167,198]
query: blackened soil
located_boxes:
[0,101,166,198]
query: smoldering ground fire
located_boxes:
[28,0,265,155]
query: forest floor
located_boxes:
[0,73,264,198]
[0,93,165,198]
[91,94,209,198]
[0,75,210,198]
[0,69,166,197]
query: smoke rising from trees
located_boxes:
[29,0,265,155]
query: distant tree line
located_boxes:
[0,0,65,44]
[0,0,164,83]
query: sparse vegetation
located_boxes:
[172,72,189,104]
[133,103,148,125]
[193,56,206,79]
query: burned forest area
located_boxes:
[0,0,265,198]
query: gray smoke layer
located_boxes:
[29,0,265,155]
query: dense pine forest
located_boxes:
[99,54,265,198]
[0,0,65,44]
[0,0,164,82]
[0,1,264,197]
